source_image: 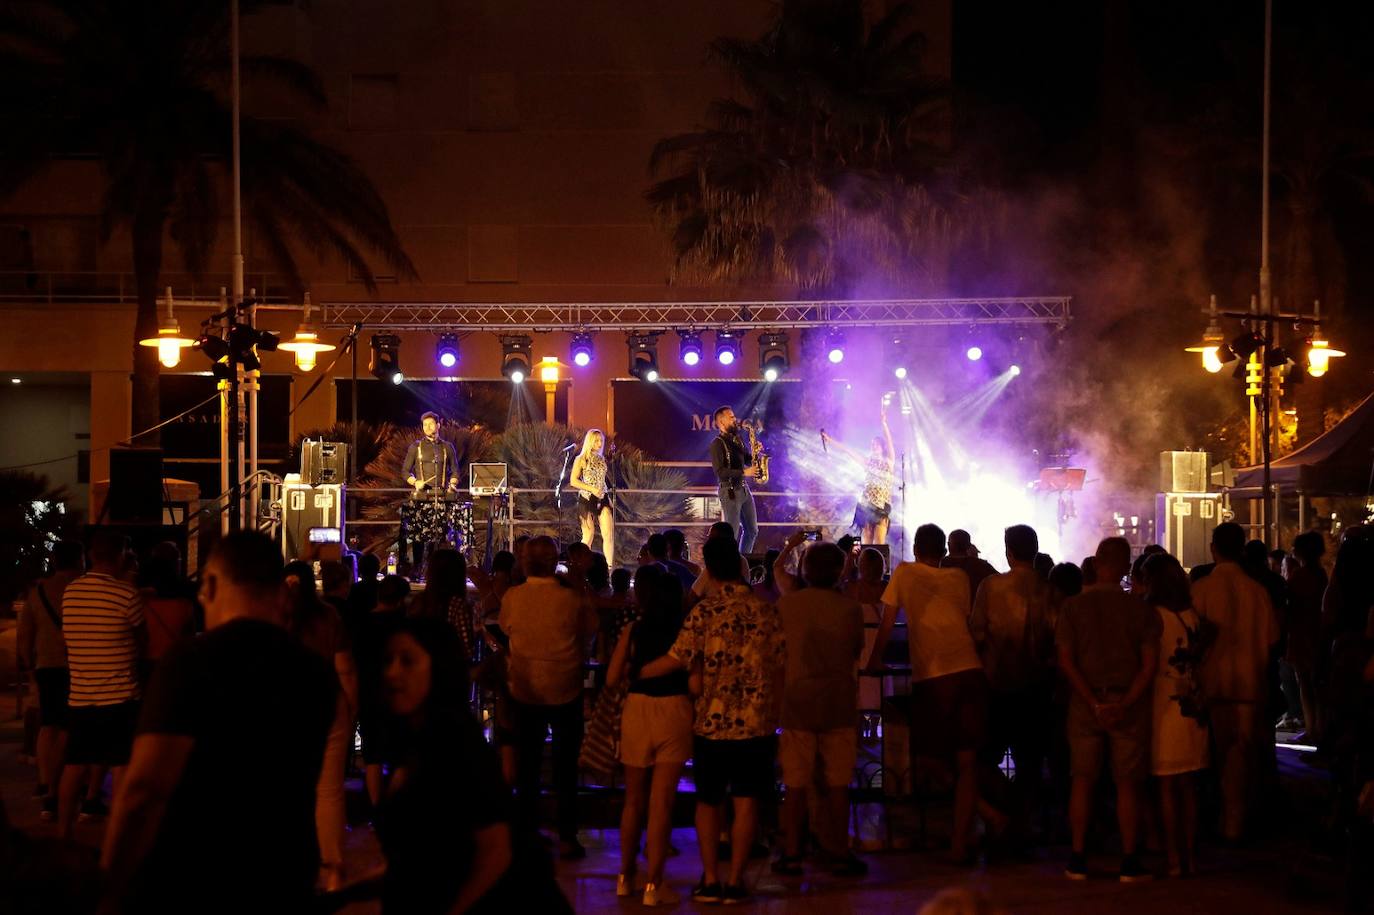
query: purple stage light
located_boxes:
[966,345,983,362]
[570,333,594,367]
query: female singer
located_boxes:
[570,428,615,567]
[820,402,895,546]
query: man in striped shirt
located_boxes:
[57,529,147,839]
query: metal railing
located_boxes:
[343,485,863,552]
[188,470,285,542]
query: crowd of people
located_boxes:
[13,515,1374,911]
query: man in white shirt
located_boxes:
[499,536,599,859]
[868,523,993,864]
[1192,522,1279,842]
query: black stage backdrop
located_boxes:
[159,374,292,501]
[336,378,570,430]
[610,378,802,487]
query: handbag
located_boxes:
[578,681,627,781]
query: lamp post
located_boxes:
[1189,301,1340,547]
[534,356,567,425]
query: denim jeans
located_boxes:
[718,483,758,554]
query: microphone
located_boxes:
[820,428,828,453]
[561,442,578,453]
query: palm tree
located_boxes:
[0,0,415,441]
[645,0,974,292]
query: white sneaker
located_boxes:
[616,873,636,897]
[643,882,680,907]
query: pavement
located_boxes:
[0,686,1352,914]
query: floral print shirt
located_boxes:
[669,583,784,740]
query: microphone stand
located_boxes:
[555,446,574,544]
[898,449,908,562]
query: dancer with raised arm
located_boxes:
[570,428,615,567]
[821,401,896,546]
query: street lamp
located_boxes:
[1185,295,1227,374]
[534,356,568,424]
[1197,296,1343,546]
[278,294,336,371]
[138,287,196,368]
[1306,302,1344,378]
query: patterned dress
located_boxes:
[578,452,611,516]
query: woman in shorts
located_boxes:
[607,564,691,906]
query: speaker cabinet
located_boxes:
[1159,451,1211,493]
[282,483,344,560]
[301,441,348,486]
[107,448,165,523]
[1156,492,1223,570]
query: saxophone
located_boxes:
[744,420,770,485]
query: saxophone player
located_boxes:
[709,405,759,553]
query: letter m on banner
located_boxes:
[691,413,715,432]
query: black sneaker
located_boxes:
[78,797,109,821]
[721,883,751,905]
[1118,854,1153,883]
[692,879,723,904]
[1064,852,1088,880]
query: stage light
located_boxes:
[758,332,789,382]
[1009,364,1022,377]
[1307,337,1345,378]
[570,333,594,367]
[501,335,532,384]
[195,332,231,363]
[894,366,908,379]
[370,334,403,385]
[715,330,741,366]
[678,330,703,366]
[628,333,661,382]
[138,288,195,368]
[825,330,845,364]
[966,346,983,362]
[435,333,459,369]
[1228,330,1261,361]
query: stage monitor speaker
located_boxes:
[301,441,348,485]
[1160,451,1211,493]
[283,483,344,561]
[108,448,164,523]
[1156,492,1223,570]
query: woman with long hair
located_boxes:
[1142,552,1208,878]
[569,428,615,567]
[412,548,478,667]
[367,617,571,913]
[819,402,895,546]
[607,565,690,906]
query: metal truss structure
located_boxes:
[317,296,1072,332]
